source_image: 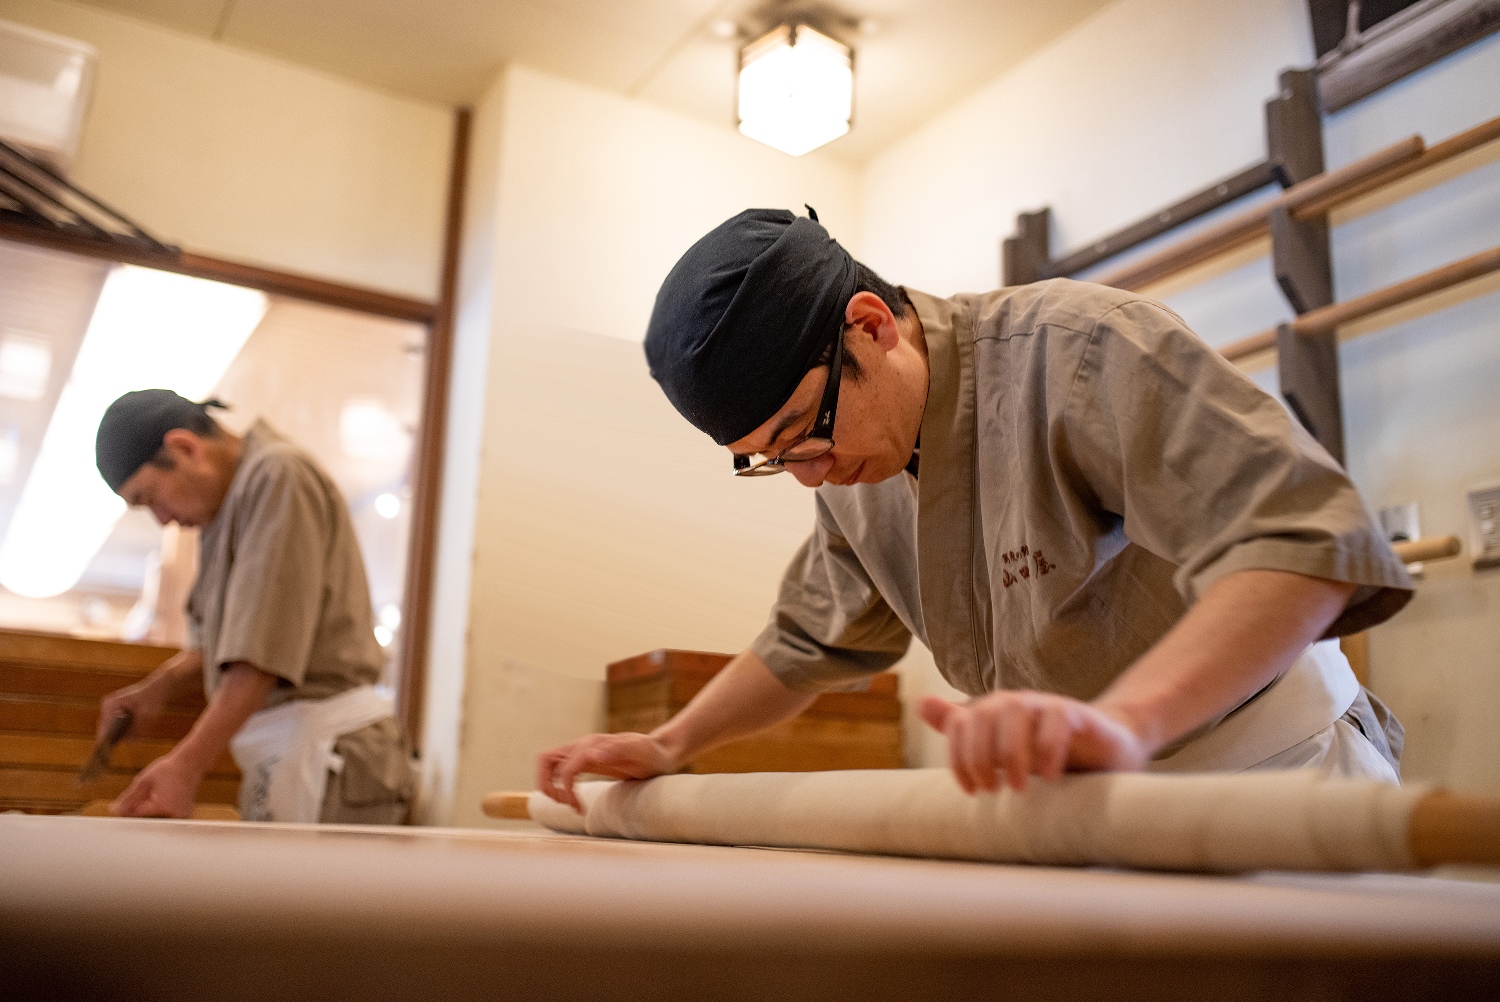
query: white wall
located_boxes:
[861,0,1500,792]
[438,66,861,826]
[1,0,450,300]
[1329,38,1500,794]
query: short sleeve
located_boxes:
[211,458,331,685]
[1062,298,1412,637]
[751,493,913,691]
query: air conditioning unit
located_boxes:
[0,19,96,172]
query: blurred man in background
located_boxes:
[95,389,412,823]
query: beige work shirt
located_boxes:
[752,281,1412,749]
[188,420,411,811]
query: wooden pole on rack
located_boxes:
[1291,114,1500,220]
[1092,136,1425,291]
[1095,114,1500,295]
[1392,535,1462,564]
[1220,244,1500,362]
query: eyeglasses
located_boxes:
[733,325,845,477]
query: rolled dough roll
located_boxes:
[529,769,1425,873]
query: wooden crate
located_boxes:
[0,628,240,814]
[607,649,903,773]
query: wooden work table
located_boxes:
[2,813,1497,1000]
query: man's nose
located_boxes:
[787,453,835,488]
[150,505,172,526]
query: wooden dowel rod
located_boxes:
[482,791,532,820]
[1299,245,1500,337]
[1220,244,1500,361]
[1093,136,1425,291]
[1409,790,1500,868]
[1392,535,1462,564]
[1293,114,1500,220]
[1219,328,1280,362]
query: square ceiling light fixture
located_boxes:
[737,24,853,157]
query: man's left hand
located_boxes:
[919,691,1150,794]
[109,752,203,818]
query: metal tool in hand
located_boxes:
[78,710,133,785]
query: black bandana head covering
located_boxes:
[644,207,856,446]
[95,389,225,492]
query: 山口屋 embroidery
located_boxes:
[1001,546,1053,588]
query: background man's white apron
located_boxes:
[230,685,394,822]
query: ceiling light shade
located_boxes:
[737,24,852,157]
[0,265,266,599]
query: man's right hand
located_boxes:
[96,649,204,743]
[535,732,683,812]
[96,677,169,743]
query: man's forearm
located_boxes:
[1093,569,1357,755]
[169,662,277,777]
[147,649,206,702]
[651,649,817,764]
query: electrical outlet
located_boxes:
[1468,481,1500,570]
[1380,502,1423,578]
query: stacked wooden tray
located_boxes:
[0,629,239,814]
[607,649,902,773]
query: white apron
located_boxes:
[1149,639,1360,774]
[230,685,394,823]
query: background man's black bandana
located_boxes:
[644,207,856,446]
[95,389,226,492]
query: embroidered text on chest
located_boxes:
[1000,546,1055,588]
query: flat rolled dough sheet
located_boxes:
[529,769,1425,873]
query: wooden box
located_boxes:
[607,649,902,773]
[0,628,240,814]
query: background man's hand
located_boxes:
[96,676,170,743]
[919,691,1150,794]
[109,752,203,818]
[536,732,683,812]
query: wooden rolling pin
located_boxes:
[78,800,241,821]
[484,791,532,820]
[484,786,1500,869]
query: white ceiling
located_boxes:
[71,0,1115,163]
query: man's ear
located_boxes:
[161,428,201,462]
[844,291,899,351]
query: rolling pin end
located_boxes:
[482,791,533,820]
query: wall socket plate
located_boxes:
[1379,502,1422,578]
[1469,481,1500,570]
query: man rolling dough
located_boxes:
[94,390,413,822]
[539,208,1411,809]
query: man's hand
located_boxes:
[104,660,273,819]
[536,650,817,812]
[97,649,203,742]
[97,677,169,743]
[919,691,1150,794]
[109,752,204,818]
[536,732,683,812]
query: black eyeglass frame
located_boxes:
[732,325,845,477]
